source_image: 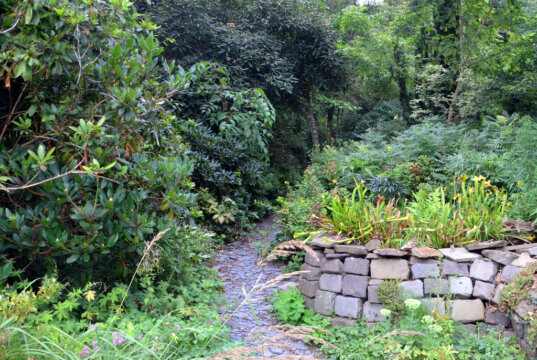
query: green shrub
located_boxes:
[269,287,329,328]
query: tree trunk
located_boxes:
[326,106,335,144]
[306,112,320,149]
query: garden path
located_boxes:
[213,216,322,358]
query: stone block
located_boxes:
[278,282,298,292]
[411,263,439,279]
[515,299,537,319]
[343,257,370,275]
[492,284,505,305]
[366,253,380,259]
[305,251,324,267]
[512,314,525,338]
[456,324,477,334]
[449,299,485,323]
[334,244,367,255]
[410,256,440,265]
[301,263,321,281]
[367,286,380,303]
[421,297,446,316]
[324,249,335,254]
[314,290,337,316]
[424,278,449,296]
[331,317,357,327]
[411,247,442,259]
[334,295,362,319]
[342,275,369,298]
[470,259,498,282]
[442,260,470,277]
[321,258,344,273]
[298,278,319,298]
[440,248,482,262]
[465,240,507,251]
[370,259,409,279]
[365,239,381,252]
[485,307,511,327]
[310,233,342,248]
[399,280,424,298]
[374,248,407,257]
[319,274,343,293]
[511,253,537,267]
[449,276,473,298]
[500,265,524,283]
[482,249,518,266]
[362,301,385,322]
[304,295,314,309]
[472,281,495,301]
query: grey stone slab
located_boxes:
[319,274,343,293]
[411,263,440,279]
[512,314,525,338]
[449,276,473,298]
[399,280,424,298]
[320,258,344,273]
[326,253,350,259]
[485,308,511,327]
[310,233,344,248]
[334,295,362,319]
[367,284,381,303]
[304,295,315,309]
[342,275,369,298]
[500,265,524,283]
[298,278,319,298]
[374,248,408,257]
[362,301,386,322]
[343,257,370,275]
[331,316,357,327]
[482,249,518,266]
[325,249,335,254]
[366,253,380,259]
[442,260,470,277]
[502,243,537,252]
[305,251,324,267]
[449,299,485,323]
[365,239,381,252]
[410,256,440,265]
[370,259,409,279]
[472,280,495,301]
[313,290,337,316]
[529,247,537,256]
[301,263,321,281]
[469,259,498,282]
[421,297,446,316]
[411,247,443,258]
[465,240,507,251]
[511,253,537,267]
[440,248,482,262]
[492,284,505,305]
[424,278,449,296]
[334,244,368,255]
[515,299,537,319]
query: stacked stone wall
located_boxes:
[298,234,537,355]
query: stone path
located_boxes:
[213,216,322,358]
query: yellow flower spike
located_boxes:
[84,290,96,302]
[284,181,289,185]
[332,179,337,184]
[387,146,392,152]
[458,175,468,182]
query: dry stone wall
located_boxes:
[298,234,537,353]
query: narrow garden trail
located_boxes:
[213,216,323,359]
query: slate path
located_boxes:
[213,216,322,358]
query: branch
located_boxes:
[1,162,120,193]
[0,14,21,34]
[466,42,519,69]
